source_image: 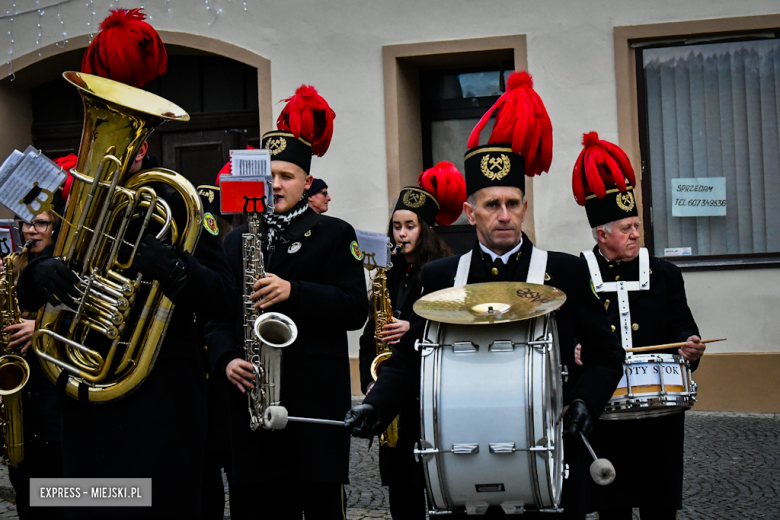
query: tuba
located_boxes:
[243,212,297,430]
[32,71,200,403]
[368,244,401,447]
[0,253,30,467]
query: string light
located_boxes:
[205,0,222,26]
[36,9,44,56]
[6,2,15,80]
[56,3,68,48]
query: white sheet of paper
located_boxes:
[617,361,685,389]
[355,230,391,269]
[0,228,13,257]
[671,177,727,217]
[0,146,67,222]
[230,149,271,177]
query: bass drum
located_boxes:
[416,313,564,515]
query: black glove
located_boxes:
[134,234,189,294]
[562,400,593,436]
[344,404,381,439]
[30,257,81,308]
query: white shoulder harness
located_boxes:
[581,247,649,350]
[453,246,548,287]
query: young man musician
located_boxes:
[345,72,625,519]
[17,9,236,519]
[571,132,704,520]
[216,85,368,519]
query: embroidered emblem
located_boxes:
[616,191,635,212]
[480,154,511,181]
[402,190,426,209]
[198,188,215,204]
[203,213,219,235]
[350,240,363,261]
[288,242,302,254]
[266,137,287,156]
[304,230,312,237]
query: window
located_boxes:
[637,35,780,261]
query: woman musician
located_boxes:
[358,162,465,519]
[2,154,73,520]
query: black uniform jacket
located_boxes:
[364,234,625,425]
[358,262,426,488]
[585,247,700,512]
[220,209,368,489]
[18,189,236,520]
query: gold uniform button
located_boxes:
[205,373,210,380]
[203,346,208,351]
[632,323,639,331]
[615,275,620,281]
[304,230,312,237]
[491,267,499,276]
[611,325,616,332]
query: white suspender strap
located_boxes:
[453,250,472,287]
[526,247,548,284]
[582,250,604,290]
[616,281,633,350]
[638,247,650,290]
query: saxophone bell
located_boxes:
[253,312,297,349]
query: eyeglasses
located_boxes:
[19,220,53,233]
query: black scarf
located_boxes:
[261,196,309,251]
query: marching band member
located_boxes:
[345,72,625,519]
[216,85,368,519]
[571,132,704,520]
[17,9,236,519]
[307,177,331,214]
[358,162,465,519]
[3,171,70,520]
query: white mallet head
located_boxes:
[590,458,616,486]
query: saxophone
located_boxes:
[368,244,401,447]
[0,253,30,467]
[243,212,297,430]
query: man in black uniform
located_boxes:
[214,85,368,519]
[571,132,704,520]
[17,9,237,519]
[307,178,331,214]
[345,72,625,519]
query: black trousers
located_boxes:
[598,507,678,520]
[388,483,427,520]
[229,480,345,520]
[9,440,64,520]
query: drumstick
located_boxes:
[580,432,616,486]
[625,338,726,353]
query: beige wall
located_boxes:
[0,85,32,219]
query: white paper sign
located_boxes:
[230,149,271,177]
[664,247,692,256]
[0,146,67,222]
[617,361,684,389]
[0,220,22,257]
[355,230,392,269]
[671,177,727,217]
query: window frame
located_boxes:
[614,16,780,271]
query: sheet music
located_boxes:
[355,230,392,269]
[230,149,271,177]
[0,146,67,222]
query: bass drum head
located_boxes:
[543,316,564,507]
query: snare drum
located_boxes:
[415,314,564,515]
[601,354,697,420]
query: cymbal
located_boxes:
[414,282,566,325]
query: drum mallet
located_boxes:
[579,432,616,486]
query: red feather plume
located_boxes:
[276,85,336,157]
[467,71,552,177]
[55,154,78,201]
[81,8,167,88]
[571,132,636,206]
[418,161,467,226]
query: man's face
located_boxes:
[464,187,526,255]
[308,189,331,214]
[598,216,641,262]
[271,161,311,214]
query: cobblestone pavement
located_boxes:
[0,411,777,519]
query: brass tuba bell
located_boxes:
[32,72,201,403]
